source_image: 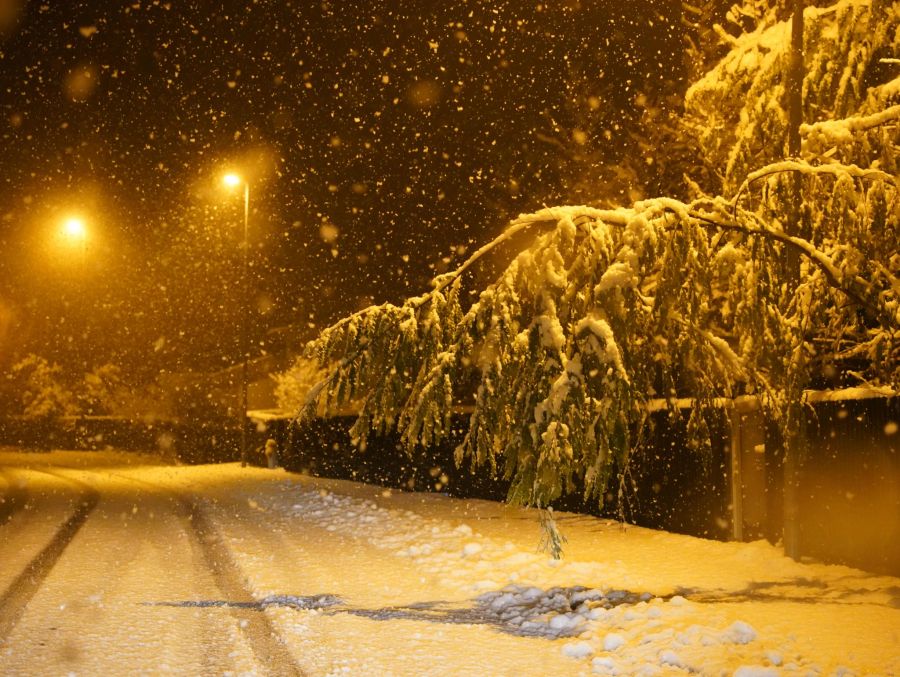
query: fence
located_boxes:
[265,394,898,575]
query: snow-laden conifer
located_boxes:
[286,0,899,551]
[685,0,897,192]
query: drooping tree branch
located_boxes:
[312,206,623,342]
[300,206,627,419]
[428,206,627,297]
[302,187,898,424]
[685,203,896,330]
[801,104,900,147]
[732,159,896,213]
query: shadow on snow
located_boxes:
[675,578,900,609]
[145,585,650,639]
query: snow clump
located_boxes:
[734,667,780,677]
[562,641,594,658]
[725,620,758,644]
[603,633,626,651]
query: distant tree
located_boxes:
[273,356,329,415]
[80,363,125,416]
[6,356,135,420]
[10,354,79,419]
[288,0,899,555]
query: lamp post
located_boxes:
[223,173,251,467]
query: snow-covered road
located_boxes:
[1,449,897,676]
[0,454,292,675]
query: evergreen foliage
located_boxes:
[287,0,899,546]
[685,0,897,192]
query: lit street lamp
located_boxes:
[61,216,88,267]
[222,172,251,467]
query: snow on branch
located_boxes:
[801,104,900,150]
[687,200,896,330]
[685,0,898,191]
[430,205,628,297]
[735,159,896,204]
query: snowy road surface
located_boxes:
[0,449,898,676]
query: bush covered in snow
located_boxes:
[5,355,132,418]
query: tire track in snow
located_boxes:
[105,471,306,676]
[183,498,306,677]
[0,469,100,641]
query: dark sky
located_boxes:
[0,0,684,377]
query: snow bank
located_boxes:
[201,467,900,677]
[34,452,892,677]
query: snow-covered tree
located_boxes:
[80,363,125,416]
[9,354,79,419]
[273,356,330,415]
[685,0,898,193]
[6,357,135,419]
[288,0,899,554]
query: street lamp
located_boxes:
[61,216,88,266]
[222,172,251,467]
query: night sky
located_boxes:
[0,0,685,378]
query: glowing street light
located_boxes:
[222,172,251,467]
[60,215,88,266]
[63,216,86,239]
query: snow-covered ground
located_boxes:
[1,449,898,676]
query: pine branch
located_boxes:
[430,206,627,298]
[310,207,610,342]
[732,159,896,212]
[800,104,900,143]
[685,203,896,330]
